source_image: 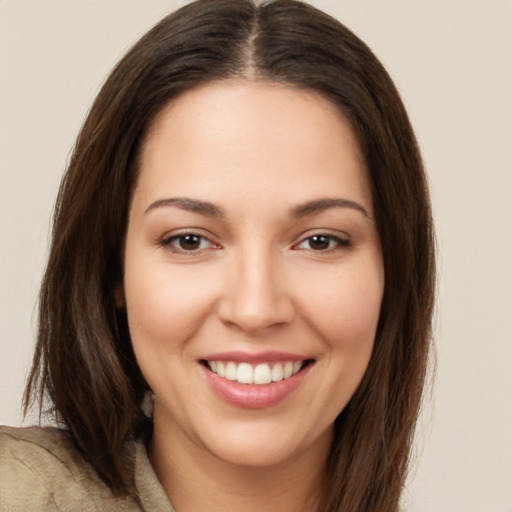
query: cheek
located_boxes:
[123,257,221,350]
[297,260,383,418]
[298,259,384,350]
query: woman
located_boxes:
[0,0,435,511]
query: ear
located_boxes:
[114,283,125,308]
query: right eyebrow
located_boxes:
[144,197,224,217]
[291,197,370,219]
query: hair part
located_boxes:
[25,1,435,510]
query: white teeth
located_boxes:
[207,360,306,385]
[225,362,237,380]
[283,362,293,379]
[254,364,272,385]
[237,363,253,384]
[271,363,284,382]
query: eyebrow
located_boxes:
[291,198,370,219]
[144,196,370,219]
[145,197,224,217]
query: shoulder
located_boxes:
[0,425,139,511]
[1,424,77,466]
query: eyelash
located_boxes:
[293,234,350,252]
[160,233,218,252]
[159,232,350,253]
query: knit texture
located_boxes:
[0,426,175,512]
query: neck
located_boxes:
[149,411,330,512]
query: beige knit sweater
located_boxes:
[0,426,175,511]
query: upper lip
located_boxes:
[200,350,311,364]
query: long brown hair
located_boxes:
[25,1,435,510]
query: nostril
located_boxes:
[216,271,295,334]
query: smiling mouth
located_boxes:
[201,359,314,386]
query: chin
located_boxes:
[196,418,333,469]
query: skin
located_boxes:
[122,80,384,512]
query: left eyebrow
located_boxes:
[291,198,370,219]
[144,197,224,217]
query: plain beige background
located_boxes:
[1,1,511,511]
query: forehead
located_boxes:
[134,80,372,215]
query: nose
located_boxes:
[217,246,295,335]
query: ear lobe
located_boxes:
[114,284,125,308]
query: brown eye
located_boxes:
[294,234,350,252]
[161,233,214,252]
[307,235,331,251]
[178,234,202,251]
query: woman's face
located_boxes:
[123,81,384,468]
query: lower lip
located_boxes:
[202,364,312,409]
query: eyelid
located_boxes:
[157,228,350,254]
[291,229,351,251]
[159,228,221,252]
